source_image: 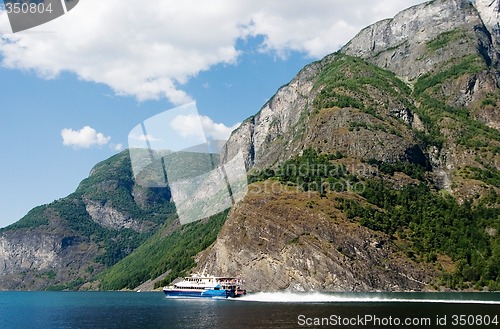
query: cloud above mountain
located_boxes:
[171,114,240,141]
[61,126,111,149]
[0,0,425,104]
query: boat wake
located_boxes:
[231,292,500,305]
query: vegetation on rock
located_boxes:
[252,149,500,290]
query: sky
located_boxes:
[0,0,427,228]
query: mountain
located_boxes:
[1,0,499,292]
[342,0,500,127]
[0,149,229,291]
[198,0,500,292]
[0,151,177,290]
[221,0,500,198]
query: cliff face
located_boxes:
[476,0,500,48]
[222,54,427,170]
[342,0,499,79]
[0,229,99,290]
[196,183,435,292]
[221,62,322,170]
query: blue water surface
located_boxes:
[0,291,499,329]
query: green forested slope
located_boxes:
[98,211,228,290]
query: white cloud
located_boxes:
[129,133,162,143]
[61,126,111,149]
[0,0,426,103]
[244,0,428,58]
[200,116,240,141]
[171,114,239,141]
[112,143,124,151]
[170,114,206,140]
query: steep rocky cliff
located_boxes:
[342,0,500,124]
[342,0,499,81]
[196,183,435,292]
[476,0,500,49]
[221,54,427,169]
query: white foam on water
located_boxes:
[231,292,500,305]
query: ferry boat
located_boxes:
[163,273,246,299]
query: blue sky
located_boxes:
[0,0,426,228]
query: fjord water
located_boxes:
[0,291,499,329]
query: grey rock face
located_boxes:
[222,55,425,171]
[476,0,500,48]
[85,199,144,232]
[0,229,99,290]
[342,0,499,78]
[0,233,58,273]
[221,61,322,169]
[196,185,434,292]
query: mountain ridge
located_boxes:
[198,0,500,292]
[0,150,175,290]
[221,0,499,200]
